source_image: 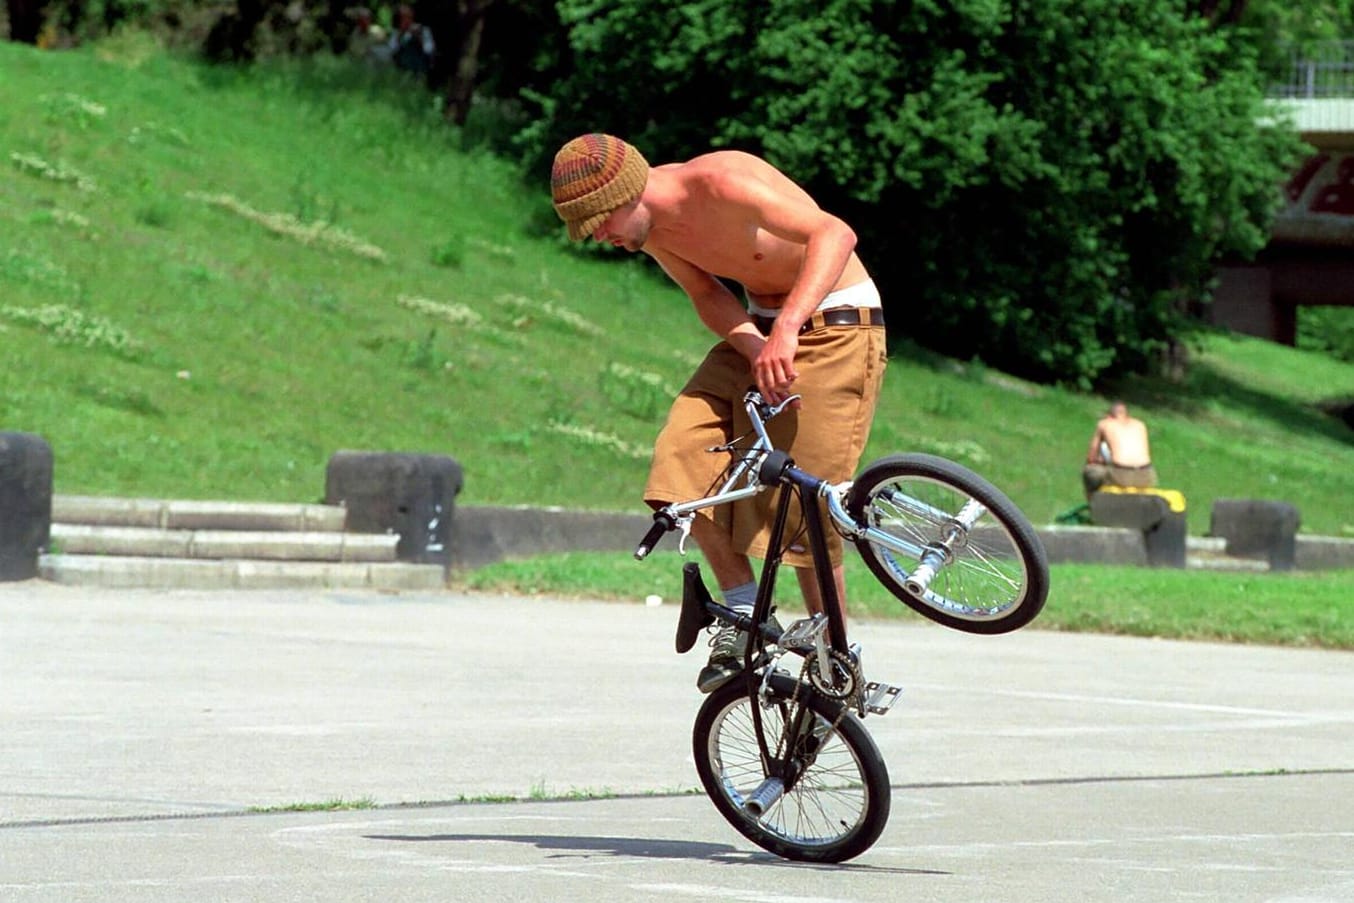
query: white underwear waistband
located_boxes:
[746,279,881,319]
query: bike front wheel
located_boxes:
[692,673,891,863]
[846,453,1049,634]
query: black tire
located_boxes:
[846,453,1049,634]
[692,673,891,863]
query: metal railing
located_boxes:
[1269,41,1354,99]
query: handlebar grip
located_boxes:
[634,513,675,560]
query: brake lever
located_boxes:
[676,514,694,555]
[765,394,802,419]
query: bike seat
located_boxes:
[676,562,716,654]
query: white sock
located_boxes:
[722,581,758,616]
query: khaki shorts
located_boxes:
[644,323,887,568]
[1082,462,1158,499]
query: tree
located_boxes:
[415,0,498,125]
[6,0,47,42]
[524,0,1306,387]
[1194,0,1249,26]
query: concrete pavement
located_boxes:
[1,580,1351,901]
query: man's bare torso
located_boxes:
[645,151,869,309]
[1097,416,1152,467]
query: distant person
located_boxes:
[345,6,389,64]
[1082,401,1157,498]
[388,4,434,76]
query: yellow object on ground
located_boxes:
[1095,484,1187,513]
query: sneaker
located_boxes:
[696,626,747,694]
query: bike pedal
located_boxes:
[863,681,903,715]
[776,614,827,652]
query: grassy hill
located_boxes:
[3,34,1353,542]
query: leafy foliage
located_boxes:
[524,0,1307,387]
[1299,306,1354,362]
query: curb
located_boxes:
[39,554,445,591]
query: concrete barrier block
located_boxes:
[1210,499,1301,571]
[1089,491,1170,530]
[449,505,653,569]
[1088,491,1185,568]
[1034,525,1148,566]
[1295,535,1354,570]
[325,452,463,569]
[0,432,53,581]
[1144,510,1188,569]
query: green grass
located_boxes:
[248,797,376,813]
[2,37,1352,648]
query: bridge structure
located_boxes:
[1212,42,1354,344]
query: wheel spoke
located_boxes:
[845,454,1048,634]
[706,692,874,850]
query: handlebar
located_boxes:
[634,512,674,560]
[633,390,802,561]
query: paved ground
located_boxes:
[1,580,1352,901]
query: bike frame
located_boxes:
[645,389,990,610]
[638,390,941,766]
[647,392,849,656]
[638,389,1042,859]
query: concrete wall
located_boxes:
[450,508,1158,571]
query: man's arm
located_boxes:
[1086,421,1107,464]
[708,172,858,403]
[648,247,766,363]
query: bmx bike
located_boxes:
[634,389,1050,863]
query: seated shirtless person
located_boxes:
[550,133,888,692]
[1082,401,1158,499]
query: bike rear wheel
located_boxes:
[846,453,1049,634]
[692,672,890,863]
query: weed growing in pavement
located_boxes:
[248,797,377,813]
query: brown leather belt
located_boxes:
[752,306,885,336]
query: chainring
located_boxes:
[804,648,861,700]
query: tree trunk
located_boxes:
[443,5,488,125]
[203,0,274,62]
[1194,0,1248,25]
[6,0,46,43]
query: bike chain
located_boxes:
[781,664,852,760]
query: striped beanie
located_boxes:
[550,134,650,241]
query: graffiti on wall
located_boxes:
[1274,152,1354,245]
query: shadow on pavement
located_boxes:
[365,831,950,875]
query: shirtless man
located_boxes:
[1082,401,1157,498]
[551,133,888,692]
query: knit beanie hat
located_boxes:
[550,134,650,241]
